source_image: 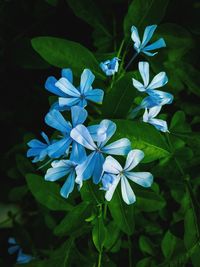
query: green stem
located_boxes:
[97,251,102,267]
[103,202,107,220]
[128,235,133,267]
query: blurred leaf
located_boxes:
[139,236,155,256]
[104,221,120,251]
[124,0,169,38]
[113,120,170,162]
[54,202,91,236]
[136,257,156,267]
[170,111,191,133]
[26,174,73,211]
[80,180,104,204]
[161,230,177,259]
[0,203,21,228]
[16,154,34,177]
[135,187,166,212]
[101,72,138,118]
[92,215,107,252]
[31,37,103,77]
[9,185,28,201]
[108,189,135,235]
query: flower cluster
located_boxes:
[27,24,173,204]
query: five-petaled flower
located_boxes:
[100,57,120,76]
[143,106,169,132]
[70,120,131,185]
[27,132,51,162]
[45,68,104,110]
[101,150,153,204]
[131,25,166,56]
[45,106,87,161]
[8,238,34,264]
[45,159,80,198]
[129,61,173,118]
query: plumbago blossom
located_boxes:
[100,57,120,76]
[131,25,166,56]
[45,68,104,110]
[27,24,171,205]
[101,150,153,204]
[129,62,173,132]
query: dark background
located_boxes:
[0,0,199,266]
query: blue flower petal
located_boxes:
[45,160,72,181]
[147,72,168,90]
[47,137,71,158]
[60,170,75,198]
[50,101,70,111]
[97,119,116,145]
[143,38,166,52]
[45,76,66,97]
[70,142,87,164]
[121,175,136,205]
[102,138,131,155]
[85,89,104,104]
[17,249,33,264]
[70,124,97,150]
[59,97,80,107]
[8,245,20,255]
[124,149,144,171]
[141,25,157,48]
[71,106,88,127]
[80,69,95,93]
[125,171,153,187]
[105,174,120,201]
[103,156,122,174]
[147,90,173,105]
[61,68,73,83]
[149,118,169,132]
[55,78,80,97]
[131,26,141,51]
[92,152,105,184]
[138,61,150,87]
[45,110,72,133]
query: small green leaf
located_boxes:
[135,187,166,212]
[31,37,103,77]
[101,72,138,118]
[26,174,73,211]
[139,236,155,256]
[113,120,170,163]
[104,221,120,251]
[161,230,177,259]
[92,215,107,252]
[108,189,135,235]
[54,202,91,236]
[124,0,169,38]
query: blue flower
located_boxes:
[70,120,131,185]
[8,238,34,264]
[129,61,173,118]
[143,106,169,132]
[100,57,120,76]
[131,25,166,56]
[45,159,80,198]
[27,132,51,163]
[45,68,73,111]
[101,150,153,205]
[46,68,104,109]
[45,106,87,161]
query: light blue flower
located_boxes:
[45,68,73,111]
[45,106,87,160]
[70,120,131,185]
[100,57,120,76]
[101,150,153,205]
[129,61,173,118]
[45,159,81,198]
[46,68,104,109]
[143,106,169,132]
[8,238,34,264]
[131,25,166,56]
[27,132,51,163]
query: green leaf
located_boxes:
[136,257,155,267]
[134,187,166,212]
[104,221,120,251]
[139,236,155,256]
[161,230,177,259]
[101,72,138,118]
[26,174,73,211]
[123,0,169,38]
[80,180,104,204]
[16,154,34,177]
[113,120,170,163]
[54,202,91,236]
[108,189,135,235]
[92,215,107,252]
[31,37,103,77]
[170,111,191,133]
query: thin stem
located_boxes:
[125,52,138,71]
[128,235,133,267]
[97,251,102,267]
